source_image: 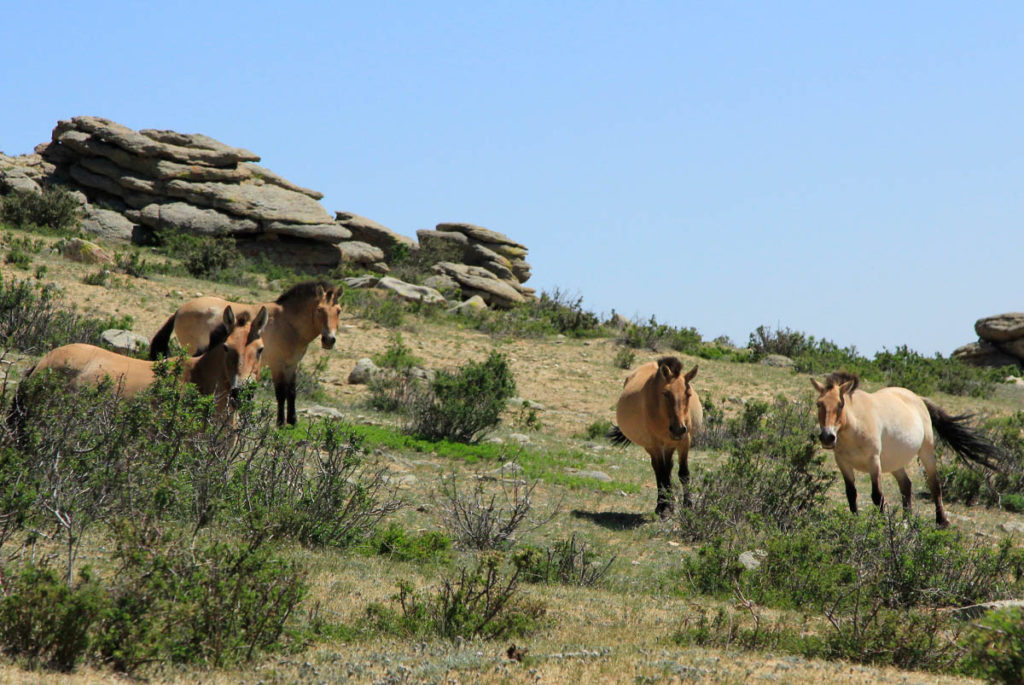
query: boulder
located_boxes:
[336,240,386,266]
[432,262,526,309]
[60,238,113,265]
[375,276,446,305]
[446,295,487,314]
[243,163,323,200]
[760,354,795,368]
[1000,338,1024,359]
[423,274,459,294]
[952,341,1021,368]
[436,222,527,249]
[100,329,149,354]
[0,168,42,194]
[128,202,258,236]
[264,221,352,244]
[55,116,259,166]
[163,179,333,225]
[738,550,767,571]
[80,206,135,242]
[336,211,416,254]
[348,358,380,385]
[564,467,612,482]
[976,313,1024,343]
[342,275,380,289]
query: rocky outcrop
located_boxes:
[953,313,1024,368]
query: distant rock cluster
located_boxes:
[953,313,1024,368]
[0,116,535,310]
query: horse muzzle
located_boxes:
[321,334,336,349]
[669,425,688,441]
[818,429,837,449]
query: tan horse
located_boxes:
[150,281,342,426]
[610,357,703,517]
[18,306,267,423]
[812,372,1000,527]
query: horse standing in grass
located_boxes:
[811,372,1000,528]
[150,281,342,426]
[609,357,702,518]
[15,305,267,424]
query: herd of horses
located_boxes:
[8,278,1003,528]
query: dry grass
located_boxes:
[3,225,1019,683]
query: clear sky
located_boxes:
[3,2,1022,356]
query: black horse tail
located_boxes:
[606,424,631,446]
[925,400,1001,471]
[149,314,177,360]
[6,365,35,439]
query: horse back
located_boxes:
[33,344,155,396]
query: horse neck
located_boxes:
[274,299,318,344]
[183,346,227,396]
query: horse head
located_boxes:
[312,284,342,350]
[656,357,698,441]
[810,372,859,448]
[210,305,268,404]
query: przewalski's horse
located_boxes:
[150,281,342,426]
[811,372,1000,528]
[609,357,703,517]
[18,305,267,423]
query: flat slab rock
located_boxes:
[436,222,527,250]
[976,313,1024,343]
[375,276,446,305]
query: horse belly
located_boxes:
[878,422,926,473]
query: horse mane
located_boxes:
[657,356,683,377]
[824,371,860,393]
[193,311,252,357]
[275,280,337,305]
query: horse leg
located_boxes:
[893,468,913,510]
[677,443,691,506]
[837,459,858,513]
[869,457,885,510]
[271,367,287,426]
[648,447,673,518]
[918,445,949,528]
[286,375,298,425]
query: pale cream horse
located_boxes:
[610,357,703,517]
[150,281,341,426]
[21,306,267,421]
[812,372,1000,528]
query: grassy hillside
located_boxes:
[3,219,1024,684]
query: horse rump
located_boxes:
[925,399,1001,471]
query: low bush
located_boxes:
[366,524,453,564]
[965,605,1024,683]
[157,230,242,280]
[618,315,703,354]
[613,346,635,369]
[437,470,546,550]
[514,533,616,587]
[364,554,545,641]
[372,332,423,371]
[0,188,82,234]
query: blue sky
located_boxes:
[3,2,1022,355]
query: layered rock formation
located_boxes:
[952,313,1024,368]
[2,116,537,310]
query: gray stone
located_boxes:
[80,206,135,241]
[408,366,436,383]
[609,313,631,329]
[478,240,528,260]
[342,275,380,289]
[480,259,517,282]
[0,168,42,194]
[301,404,345,419]
[237,237,347,270]
[348,358,380,385]
[509,259,532,283]
[431,262,526,309]
[264,221,352,243]
[68,164,158,208]
[446,295,488,314]
[999,338,1024,359]
[1001,520,1024,535]
[976,313,1024,343]
[129,202,258,236]
[337,240,386,266]
[61,238,113,265]
[56,116,259,166]
[950,599,1024,620]
[436,222,527,249]
[952,341,1021,368]
[336,211,416,253]
[760,354,795,368]
[163,179,333,224]
[739,550,767,571]
[416,229,470,259]
[243,163,323,200]
[509,397,547,412]
[565,467,612,482]
[508,433,532,444]
[100,329,149,354]
[468,243,512,268]
[423,274,459,294]
[376,276,446,304]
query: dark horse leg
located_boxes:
[274,381,288,426]
[286,377,298,425]
[648,447,674,518]
[677,444,692,506]
[893,468,913,510]
[837,460,858,513]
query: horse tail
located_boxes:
[925,399,1001,471]
[149,314,177,360]
[6,365,36,439]
[606,424,631,446]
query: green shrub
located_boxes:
[366,524,453,564]
[372,332,423,371]
[4,246,32,269]
[364,554,545,641]
[436,470,542,550]
[409,351,516,443]
[343,289,406,328]
[0,563,107,672]
[82,268,110,286]
[158,230,242,280]
[580,418,614,440]
[115,250,149,278]
[0,188,82,234]
[965,606,1024,683]
[514,534,616,587]
[619,315,703,353]
[613,346,636,369]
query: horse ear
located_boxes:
[839,379,857,396]
[222,306,236,330]
[658,361,672,380]
[315,284,327,301]
[810,378,826,394]
[684,365,698,383]
[332,285,343,304]
[248,306,269,343]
